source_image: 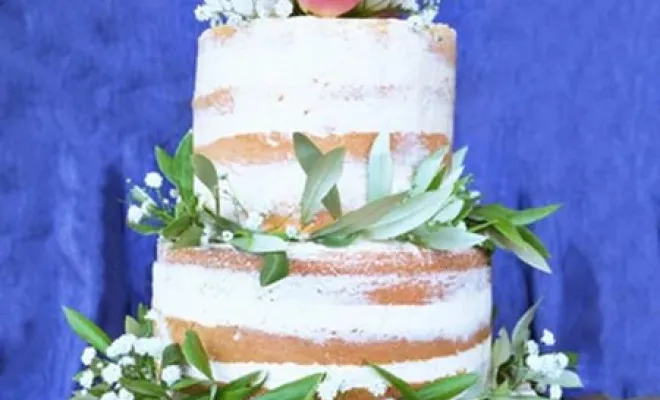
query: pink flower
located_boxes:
[298,0,361,17]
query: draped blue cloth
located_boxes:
[1,0,659,398]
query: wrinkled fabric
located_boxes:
[1,0,659,398]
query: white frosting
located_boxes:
[186,339,491,400]
[193,17,455,143]
[152,262,491,342]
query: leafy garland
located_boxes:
[63,304,582,400]
[127,131,559,286]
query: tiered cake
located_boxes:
[152,17,492,399]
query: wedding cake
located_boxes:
[152,17,493,399]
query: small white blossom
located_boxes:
[118,388,135,400]
[126,205,144,224]
[549,384,563,399]
[145,309,159,321]
[232,0,255,16]
[526,340,539,356]
[469,190,481,199]
[526,354,542,371]
[81,347,97,366]
[79,369,95,389]
[101,364,122,385]
[221,230,234,242]
[274,0,293,17]
[528,353,568,380]
[118,356,135,367]
[541,329,556,346]
[100,392,120,400]
[285,225,299,239]
[169,189,178,199]
[244,212,264,230]
[144,172,163,189]
[161,365,183,386]
[134,337,166,358]
[106,334,137,359]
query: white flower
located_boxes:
[134,337,166,358]
[221,230,234,242]
[244,212,264,230]
[118,356,135,367]
[106,334,137,359]
[232,0,255,16]
[549,384,563,399]
[145,309,159,321]
[81,347,97,366]
[79,369,95,389]
[126,205,144,224]
[101,364,122,385]
[161,365,183,386]
[274,0,293,17]
[169,189,178,199]
[526,354,542,371]
[100,392,120,400]
[529,353,568,380]
[554,352,569,370]
[285,225,299,239]
[118,388,135,400]
[541,329,556,346]
[144,172,163,189]
[526,340,539,356]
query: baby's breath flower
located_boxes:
[106,334,137,359]
[81,347,97,366]
[126,205,144,224]
[100,392,120,400]
[134,337,166,358]
[161,365,183,386]
[526,340,539,356]
[549,384,562,400]
[79,369,95,389]
[221,230,234,242]
[118,388,134,400]
[118,356,135,367]
[101,364,122,385]
[144,172,163,189]
[541,329,556,346]
[169,189,178,199]
[274,0,293,17]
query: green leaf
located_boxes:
[416,373,478,400]
[171,377,207,391]
[312,193,406,238]
[71,395,97,400]
[410,148,448,196]
[488,226,551,273]
[129,186,152,204]
[450,147,468,173]
[517,226,550,259]
[119,379,168,396]
[253,373,325,400]
[471,204,517,222]
[565,351,579,368]
[128,222,161,235]
[174,133,195,197]
[555,370,583,388]
[155,146,177,185]
[312,232,360,248]
[293,133,342,219]
[62,307,112,353]
[193,153,219,192]
[222,371,264,392]
[220,372,266,400]
[162,343,185,368]
[260,252,289,286]
[162,215,193,239]
[490,328,512,379]
[174,225,204,248]
[300,147,346,225]
[124,316,143,336]
[232,233,288,253]
[417,226,487,251]
[182,330,214,380]
[509,204,561,226]
[511,301,541,352]
[369,364,421,400]
[432,198,464,224]
[364,186,453,240]
[367,132,393,202]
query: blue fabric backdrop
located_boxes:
[1,0,659,398]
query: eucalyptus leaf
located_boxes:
[174,225,204,249]
[312,193,406,238]
[471,204,517,222]
[364,186,453,240]
[253,373,325,400]
[555,370,583,388]
[155,146,177,185]
[488,228,551,273]
[517,226,550,259]
[410,148,447,196]
[511,302,541,353]
[119,379,168,396]
[260,252,289,286]
[128,222,161,235]
[71,395,97,400]
[124,316,143,337]
[182,330,214,380]
[300,147,346,225]
[174,133,195,197]
[312,232,360,247]
[193,153,219,192]
[162,343,184,368]
[129,186,152,204]
[441,165,465,191]
[232,233,288,253]
[491,328,513,378]
[510,204,561,226]
[432,198,464,224]
[369,364,421,400]
[450,147,468,173]
[367,132,393,202]
[416,373,478,400]
[417,226,487,251]
[162,215,193,239]
[62,307,112,353]
[293,133,342,218]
